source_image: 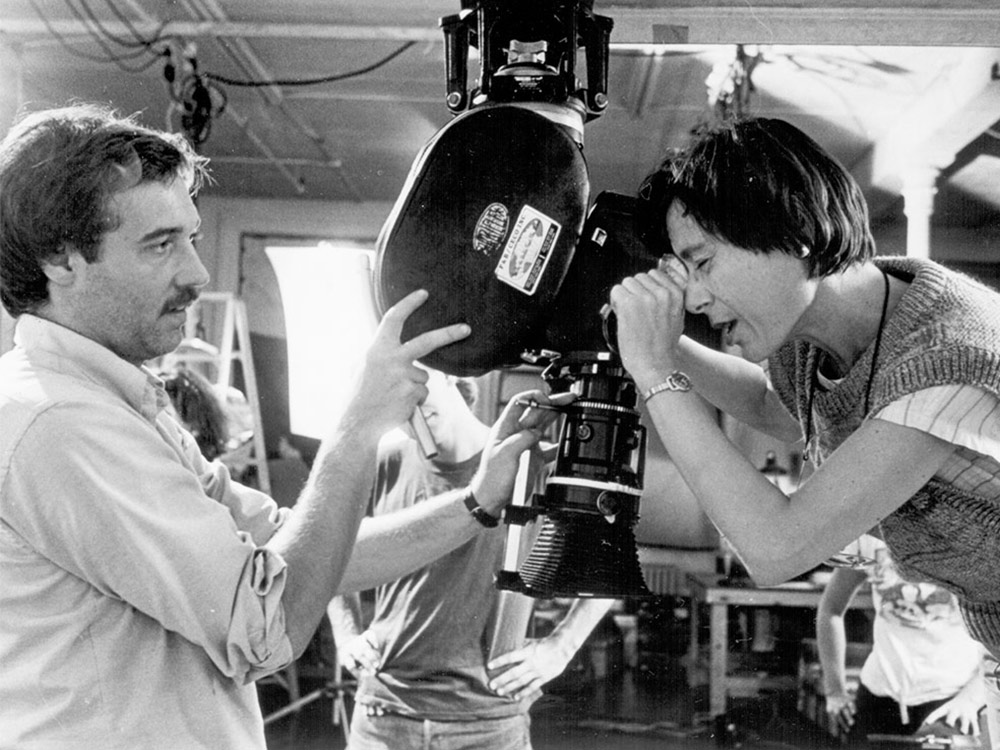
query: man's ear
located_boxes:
[40,246,81,287]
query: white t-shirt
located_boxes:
[857,535,982,716]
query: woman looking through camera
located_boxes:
[609,117,1000,743]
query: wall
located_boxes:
[195,195,395,295]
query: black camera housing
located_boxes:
[439,0,612,118]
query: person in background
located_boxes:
[328,370,613,750]
[607,116,1000,745]
[159,364,230,460]
[818,535,985,745]
[0,103,566,749]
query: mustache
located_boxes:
[162,288,200,313]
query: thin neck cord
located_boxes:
[804,268,890,458]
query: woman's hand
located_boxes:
[608,256,689,389]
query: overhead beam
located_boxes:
[0,19,442,44]
[3,6,1000,47]
[604,6,1000,46]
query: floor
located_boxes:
[260,654,836,750]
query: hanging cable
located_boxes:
[204,41,416,87]
[28,0,170,73]
[96,0,173,51]
[163,46,227,148]
[70,0,154,53]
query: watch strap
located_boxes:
[463,490,499,528]
[643,371,693,402]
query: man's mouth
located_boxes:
[162,293,199,317]
[162,303,189,317]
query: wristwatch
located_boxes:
[463,490,499,528]
[642,371,693,402]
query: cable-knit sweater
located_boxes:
[769,256,1000,650]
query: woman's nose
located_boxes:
[684,279,711,314]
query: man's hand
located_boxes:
[338,630,382,679]
[343,289,470,437]
[469,389,575,516]
[486,636,576,702]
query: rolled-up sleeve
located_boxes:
[228,546,293,681]
[3,398,295,683]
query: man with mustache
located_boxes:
[0,103,563,749]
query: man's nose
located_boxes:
[178,242,210,290]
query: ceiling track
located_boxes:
[3,6,1000,46]
[178,0,365,201]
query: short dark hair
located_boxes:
[0,103,210,316]
[637,117,875,277]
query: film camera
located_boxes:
[373,0,688,598]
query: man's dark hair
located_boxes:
[0,103,210,316]
[637,117,875,277]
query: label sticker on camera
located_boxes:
[472,202,510,256]
[494,205,561,296]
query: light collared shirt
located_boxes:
[0,315,294,749]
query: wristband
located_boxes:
[642,371,693,402]
[463,490,499,528]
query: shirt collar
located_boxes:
[14,314,169,422]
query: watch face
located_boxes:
[670,372,692,390]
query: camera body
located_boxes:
[374,1,667,597]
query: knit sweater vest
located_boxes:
[769,256,1000,650]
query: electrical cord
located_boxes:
[204,41,417,87]
[68,0,153,53]
[29,0,169,73]
[96,0,172,50]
